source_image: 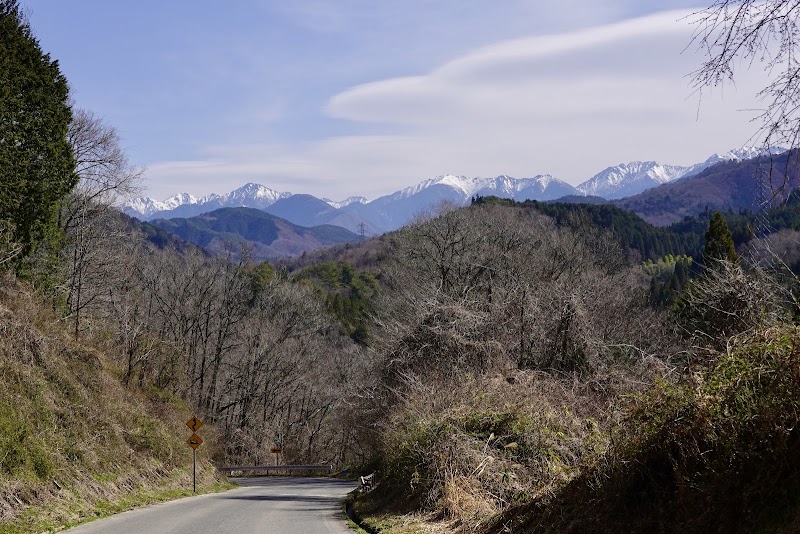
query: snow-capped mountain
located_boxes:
[577,161,689,200]
[124,192,206,218]
[574,147,788,200]
[677,146,788,181]
[475,174,578,201]
[323,196,368,209]
[222,182,287,205]
[123,146,790,236]
[336,174,579,233]
[124,183,289,220]
[381,174,577,203]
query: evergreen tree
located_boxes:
[702,212,739,268]
[0,0,76,260]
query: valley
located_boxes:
[5,2,800,533]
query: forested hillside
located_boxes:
[346,201,800,533]
[4,1,800,533]
[615,149,800,226]
[150,207,360,260]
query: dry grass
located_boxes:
[0,273,229,533]
[374,371,622,530]
[480,326,800,533]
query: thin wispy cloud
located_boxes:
[27,1,762,201]
[142,8,763,201]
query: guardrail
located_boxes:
[359,473,375,488]
[218,464,334,473]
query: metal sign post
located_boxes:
[186,417,203,494]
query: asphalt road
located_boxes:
[63,477,359,534]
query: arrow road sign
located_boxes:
[187,434,203,449]
[186,416,203,432]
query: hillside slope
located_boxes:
[615,151,800,226]
[484,327,800,533]
[151,207,360,260]
[0,273,226,533]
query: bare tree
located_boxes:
[379,203,671,384]
[691,1,800,152]
[59,109,144,337]
[67,108,143,206]
[0,221,22,267]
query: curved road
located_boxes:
[64,477,359,534]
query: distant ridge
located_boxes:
[126,183,290,219]
[124,146,789,234]
[615,149,800,226]
[150,207,360,260]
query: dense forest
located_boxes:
[3,1,800,532]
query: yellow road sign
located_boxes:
[187,434,203,449]
[186,416,203,432]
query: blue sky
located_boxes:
[25,1,766,201]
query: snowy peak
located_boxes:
[163,192,200,209]
[387,174,576,202]
[123,197,164,218]
[575,147,788,199]
[717,146,787,161]
[679,146,789,180]
[123,182,290,219]
[124,193,201,218]
[577,161,688,200]
[221,183,290,205]
[324,196,368,209]
[389,175,473,199]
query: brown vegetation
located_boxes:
[0,271,225,533]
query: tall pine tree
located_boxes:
[0,0,75,261]
[702,211,739,268]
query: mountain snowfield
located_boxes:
[323,196,368,209]
[378,174,574,201]
[126,183,289,218]
[577,162,688,200]
[123,147,787,232]
[575,147,788,200]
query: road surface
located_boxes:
[64,477,359,534]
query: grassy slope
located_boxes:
[0,273,230,533]
[355,328,800,534]
[483,327,800,534]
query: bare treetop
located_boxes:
[690,1,800,150]
[68,108,143,205]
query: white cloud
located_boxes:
[144,8,768,201]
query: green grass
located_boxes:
[0,280,232,533]
[0,477,236,534]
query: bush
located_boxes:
[673,261,788,348]
[377,373,609,524]
[489,326,800,533]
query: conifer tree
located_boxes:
[702,211,739,268]
[0,0,75,260]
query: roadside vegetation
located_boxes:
[0,272,229,534]
[4,0,800,532]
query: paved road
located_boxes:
[64,477,359,534]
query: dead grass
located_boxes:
[0,274,230,533]
[373,371,621,530]
[480,326,800,533]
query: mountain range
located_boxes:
[124,147,787,235]
[615,149,800,226]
